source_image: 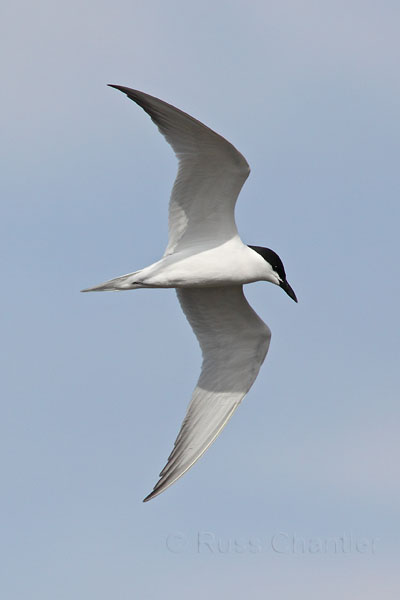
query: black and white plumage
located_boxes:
[82,86,297,502]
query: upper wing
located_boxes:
[143,286,271,502]
[109,85,250,255]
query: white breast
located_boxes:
[135,239,274,288]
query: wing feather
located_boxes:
[143,286,271,502]
[109,85,250,254]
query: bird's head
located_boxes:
[248,245,297,302]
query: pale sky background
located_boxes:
[1,1,399,598]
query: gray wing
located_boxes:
[143,286,271,502]
[109,85,250,254]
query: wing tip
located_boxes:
[142,483,168,503]
[142,467,184,503]
[108,83,126,93]
[142,490,157,503]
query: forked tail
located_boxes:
[81,271,142,292]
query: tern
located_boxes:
[82,86,297,502]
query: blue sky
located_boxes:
[2,1,399,598]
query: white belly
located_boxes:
[136,239,273,288]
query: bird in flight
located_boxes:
[82,85,297,502]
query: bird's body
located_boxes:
[83,86,297,501]
[86,237,276,290]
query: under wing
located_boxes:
[143,286,271,502]
[109,85,250,254]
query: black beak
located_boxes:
[280,279,298,303]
